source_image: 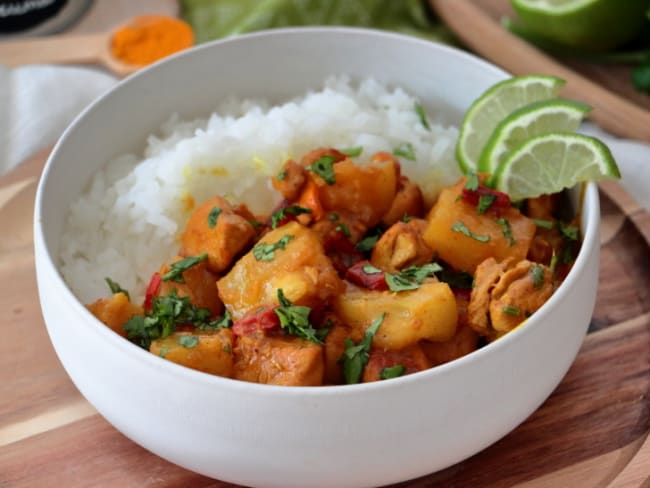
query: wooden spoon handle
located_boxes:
[0,33,107,68]
[429,0,650,142]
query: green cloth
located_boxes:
[181,0,456,45]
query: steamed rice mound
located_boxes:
[60,76,461,304]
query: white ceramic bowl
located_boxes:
[34,27,600,488]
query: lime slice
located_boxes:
[492,132,620,200]
[456,75,565,174]
[478,98,591,175]
[511,0,650,51]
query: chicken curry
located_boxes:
[88,148,580,386]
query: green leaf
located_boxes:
[464,172,479,191]
[385,263,442,292]
[477,194,496,215]
[178,335,200,348]
[340,313,385,384]
[161,254,208,283]
[380,365,406,380]
[339,146,363,157]
[335,223,351,238]
[531,265,545,289]
[414,102,430,130]
[270,205,312,229]
[558,222,579,241]
[274,289,321,344]
[502,305,520,316]
[306,155,336,184]
[105,277,130,300]
[393,142,416,161]
[207,206,222,228]
[533,218,554,229]
[253,234,294,261]
[495,217,515,246]
[451,221,490,243]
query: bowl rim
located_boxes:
[34,25,600,397]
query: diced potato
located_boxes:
[317,157,398,230]
[423,180,536,273]
[381,176,425,226]
[181,196,256,274]
[158,256,223,316]
[87,292,142,337]
[333,282,457,350]
[149,329,234,377]
[217,221,344,320]
[362,344,430,382]
[233,333,324,386]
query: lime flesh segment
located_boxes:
[478,98,591,175]
[511,0,650,51]
[456,75,565,174]
[492,132,620,201]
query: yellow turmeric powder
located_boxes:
[110,15,194,66]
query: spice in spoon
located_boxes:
[110,15,194,67]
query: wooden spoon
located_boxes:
[0,15,193,78]
[429,0,650,142]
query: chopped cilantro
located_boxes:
[356,228,383,253]
[178,335,200,348]
[207,207,222,228]
[380,365,406,380]
[274,289,322,344]
[253,234,294,262]
[558,222,579,241]
[339,313,385,384]
[161,254,208,283]
[339,146,363,157]
[550,253,559,276]
[531,265,545,289]
[306,155,336,184]
[276,168,287,181]
[451,221,490,243]
[464,173,479,191]
[315,319,333,343]
[414,102,431,130]
[196,309,232,330]
[393,142,416,161]
[336,223,351,238]
[477,194,496,215]
[502,305,520,316]
[159,347,168,358]
[328,212,340,221]
[105,277,129,300]
[401,214,412,223]
[495,217,515,246]
[385,263,442,292]
[362,264,383,274]
[248,219,263,229]
[223,343,232,354]
[533,218,554,229]
[270,205,312,229]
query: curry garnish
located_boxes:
[105,277,130,300]
[196,309,232,331]
[393,142,416,161]
[340,313,385,384]
[270,205,312,229]
[415,102,431,130]
[558,222,579,241]
[178,335,200,348]
[207,206,222,228]
[276,168,287,181]
[385,263,442,292]
[253,234,294,262]
[307,155,336,184]
[530,265,545,289]
[159,347,168,358]
[451,221,490,243]
[495,217,515,246]
[477,194,496,215]
[356,227,383,253]
[502,305,520,316]
[339,146,363,157]
[336,223,351,238]
[465,173,479,191]
[533,218,554,229]
[162,254,208,283]
[275,289,322,344]
[380,365,406,380]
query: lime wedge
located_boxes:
[456,75,565,174]
[492,132,620,200]
[511,0,650,51]
[478,98,591,175]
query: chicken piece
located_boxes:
[381,176,425,226]
[489,261,554,335]
[217,221,344,320]
[370,219,433,273]
[334,281,457,350]
[423,179,536,273]
[362,343,430,382]
[420,325,479,367]
[467,257,515,336]
[272,159,307,201]
[157,255,223,316]
[87,292,143,337]
[149,329,234,377]
[233,332,324,386]
[181,196,257,274]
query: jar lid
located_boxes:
[0,0,93,37]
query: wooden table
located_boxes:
[1,1,649,486]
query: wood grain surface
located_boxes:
[0,146,648,487]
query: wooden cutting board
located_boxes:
[0,146,648,487]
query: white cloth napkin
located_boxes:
[1,65,649,211]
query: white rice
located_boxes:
[60,76,461,304]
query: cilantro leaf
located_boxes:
[339,313,385,384]
[339,146,363,157]
[464,173,479,191]
[274,289,321,344]
[270,205,312,229]
[356,227,383,253]
[105,277,130,300]
[253,234,294,262]
[196,309,232,330]
[380,365,406,380]
[414,102,431,130]
[495,217,515,246]
[451,221,490,243]
[384,263,442,292]
[533,218,554,229]
[531,265,545,289]
[558,222,579,241]
[477,194,496,215]
[276,168,287,181]
[178,335,200,348]
[393,142,416,161]
[207,207,222,228]
[161,254,208,283]
[306,155,336,184]
[335,223,351,238]
[502,305,520,316]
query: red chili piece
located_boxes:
[462,185,510,215]
[323,230,365,276]
[345,260,389,291]
[143,272,162,311]
[232,307,280,336]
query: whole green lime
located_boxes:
[511,0,650,51]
